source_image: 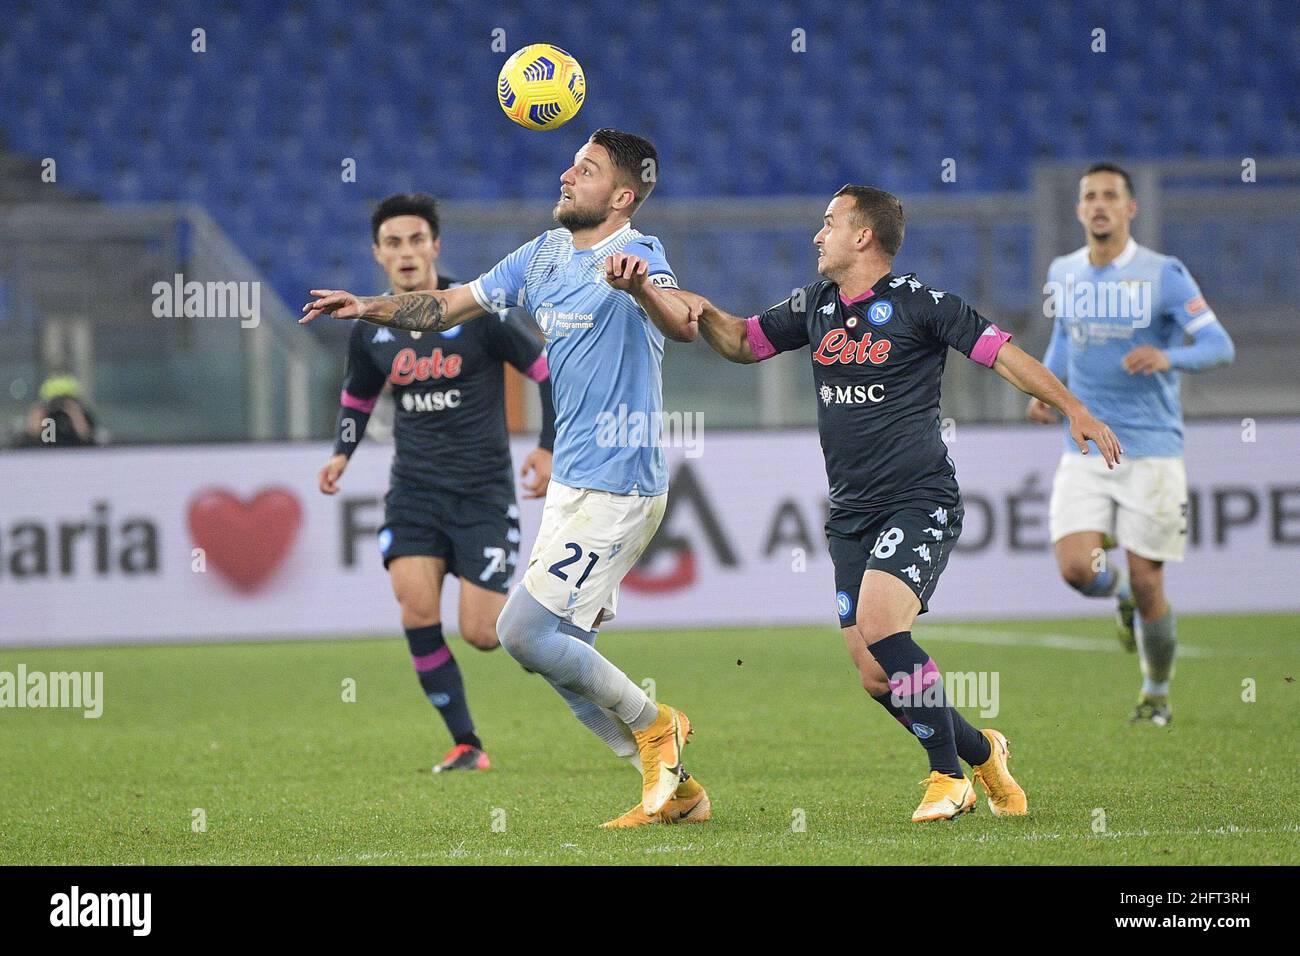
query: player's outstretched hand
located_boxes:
[673,289,710,320]
[1122,345,1171,375]
[318,453,348,494]
[1026,396,1057,424]
[519,447,553,499]
[604,253,649,292]
[301,289,365,324]
[1068,411,1123,469]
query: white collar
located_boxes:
[1081,236,1138,271]
[584,222,634,255]
[1111,236,1139,269]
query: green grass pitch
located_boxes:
[2,613,1296,865]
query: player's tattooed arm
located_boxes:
[993,342,1123,467]
[300,284,486,330]
[377,292,449,332]
[689,295,758,364]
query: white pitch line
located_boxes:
[272,821,1299,864]
[916,626,1216,657]
[823,821,1300,849]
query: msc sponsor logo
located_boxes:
[819,383,886,406]
[401,389,462,412]
[389,347,463,385]
[813,329,892,366]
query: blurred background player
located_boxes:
[302,132,709,828]
[317,193,557,773]
[683,185,1121,822]
[1029,163,1235,726]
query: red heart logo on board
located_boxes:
[187,487,302,593]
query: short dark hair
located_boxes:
[588,128,660,214]
[371,192,440,243]
[832,184,906,257]
[1081,162,1135,197]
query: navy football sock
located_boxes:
[406,624,481,750]
[949,708,992,766]
[868,631,962,777]
[872,691,990,766]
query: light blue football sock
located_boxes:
[1137,607,1176,698]
[496,587,658,731]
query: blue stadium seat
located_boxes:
[0,0,1295,306]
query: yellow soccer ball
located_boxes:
[497,44,586,131]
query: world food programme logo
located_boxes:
[867,301,893,326]
[534,306,595,338]
[836,590,852,618]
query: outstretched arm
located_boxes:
[675,292,757,364]
[993,342,1123,467]
[604,253,697,342]
[300,283,486,333]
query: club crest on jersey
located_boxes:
[867,301,893,326]
[438,325,463,339]
[836,590,853,619]
[813,329,892,366]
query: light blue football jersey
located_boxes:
[1042,238,1232,458]
[470,223,677,495]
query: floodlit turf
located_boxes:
[1,614,1297,865]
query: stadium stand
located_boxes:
[2,0,1296,312]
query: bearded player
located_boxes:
[1029,163,1235,726]
[302,130,709,828]
[681,185,1121,822]
[318,193,556,773]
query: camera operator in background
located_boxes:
[15,374,100,448]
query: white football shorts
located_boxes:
[522,480,668,631]
[1049,452,1188,562]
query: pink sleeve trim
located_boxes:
[524,353,550,382]
[969,323,1012,368]
[340,389,378,413]
[745,315,778,362]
